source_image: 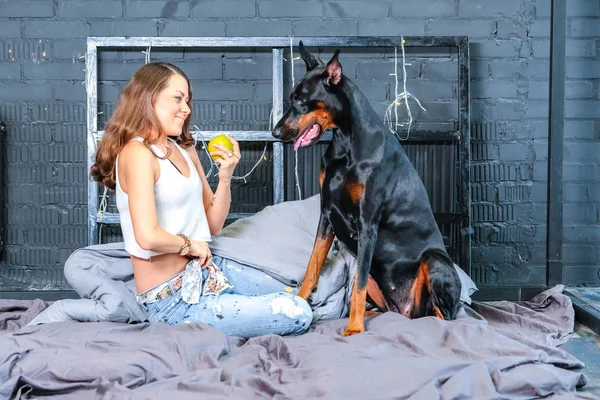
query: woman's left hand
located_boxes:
[210,135,241,181]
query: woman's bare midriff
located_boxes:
[131,253,190,294]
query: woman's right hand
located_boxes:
[188,240,212,268]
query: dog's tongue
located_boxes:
[294,124,320,151]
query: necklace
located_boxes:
[144,140,172,160]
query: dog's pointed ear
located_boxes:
[325,50,342,86]
[299,41,320,72]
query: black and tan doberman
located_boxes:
[272,42,462,336]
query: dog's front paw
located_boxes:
[342,325,364,337]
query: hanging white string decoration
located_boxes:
[383,37,427,141]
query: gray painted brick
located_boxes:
[528,81,593,100]
[470,40,524,58]
[471,81,517,99]
[191,1,256,18]
[525,100,549,119]
[567,61,600,79]
[528,19,550,37]
[180,60,223,80]
[471,121,506,141]
[24,62,85,81]
[25,21,90,39]
[564,183,600,202]
[358,19,425,36]
[53,40,87,60]
[565,120,597,140]
[5,124,52,142]
[97,62,144,81]
[564,267,600,285]
[8,207,60,226]
[470,99,489,120]
[472,203,514,222]
[459,0,521,16]
[492,102,524,120]
[98,83,123,102]
[423,61,459,80]
[565,142,600,162]
[53,164,87,184]
[496,21,527,39]
[55,83,87,102]
[0,103,28,122]
[471,142,498,161]
[391,0,455,17]
[0,21,21,38]
[489,61,523,79]
[193,82,253,101]
[563,203,598,224]
[160,20,225,36]
[0,40,51,62]
[563,246,597,265]
[259,1,322,17]
[470,60,489,79]
[0,1,54,17]
[27,227,86,246]
[6,144,29,162]
[294,19,358,36]
[91,20,157,36]
[30,144,86,163]
[566,100,600,119]
[427,19,493,37]
[326,1,388,19]
[354,81,390,101]
[471,163,518,182]
[405,81,455,101]
[126,0,190,17]
[571,19,600,37]
[499,143,530,161]
[0,63,21,80]
[57,1,123,18]
[356,61,420,81]
[498,184,531,202]
[53,125,86,143]
[564,225,600,244]
[526,59,549,79]
[565,82,593,99]
[564,163,599,182]
[532,141,547,162]
[225,58,274,81]
[226,20,292,36]
[0,84,53,101]
[471,184,496,202]
[532,39,596,58]
[30,103,86,123]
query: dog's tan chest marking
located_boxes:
[345,182,365,205]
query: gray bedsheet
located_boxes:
[0,285,592,399]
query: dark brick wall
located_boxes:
[0,0,598,290]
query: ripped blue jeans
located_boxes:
[141,256,313,338]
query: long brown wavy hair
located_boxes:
[90,62,195,190]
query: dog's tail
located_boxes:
[409,250,462,320]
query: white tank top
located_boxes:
[115,137,212,259]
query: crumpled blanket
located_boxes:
[0,285,591,399]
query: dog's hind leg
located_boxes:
[409,252,462,320]
[297,213,334,300]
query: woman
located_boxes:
[90,62,312,338]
